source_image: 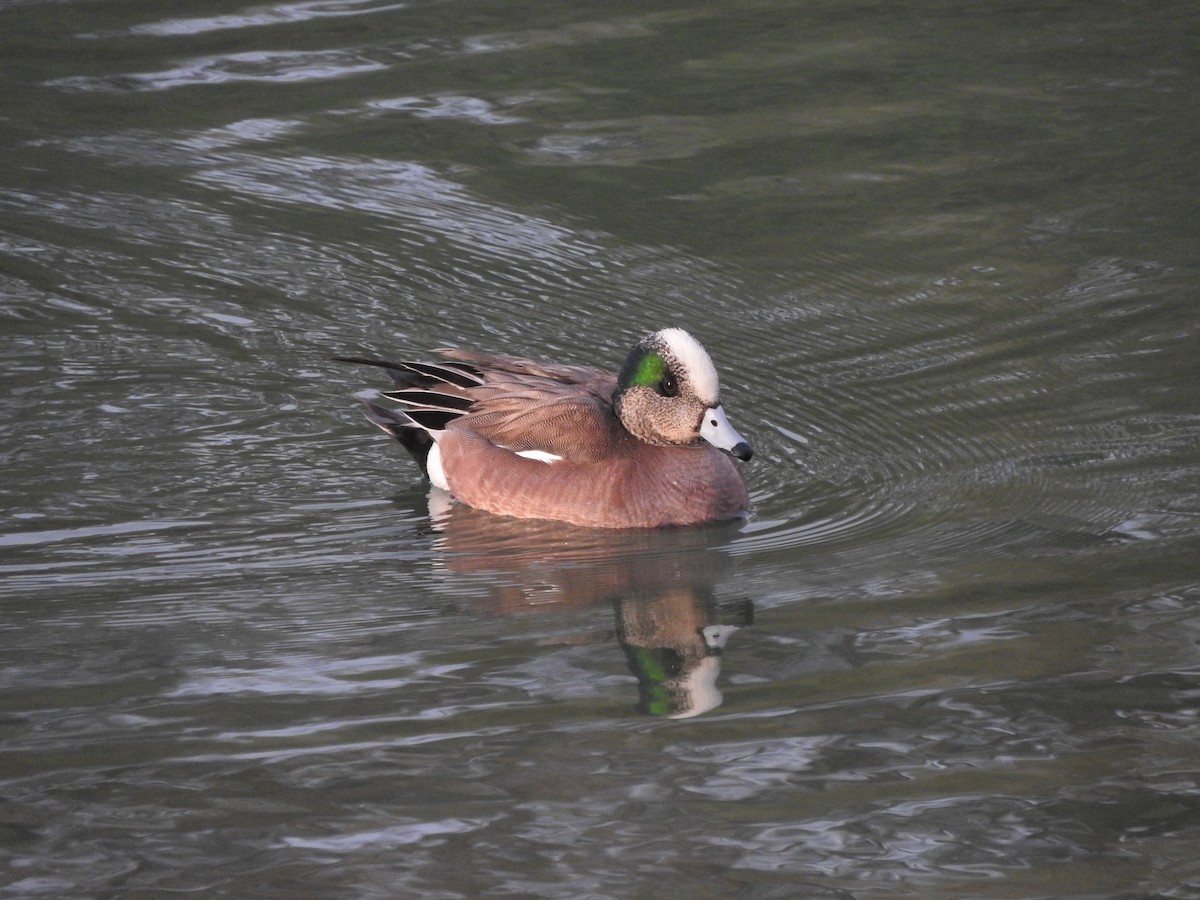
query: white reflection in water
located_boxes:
[365,95,525,125]
[180,118,309,150]
[718,795,1072,879]
[84,0,410,38]
[281,817,494,851]
[667,736,834,801]
[166,652,450,696]
[49,50,387,92]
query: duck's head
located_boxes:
[614,328,753,461]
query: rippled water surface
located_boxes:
[3,0,1199,896]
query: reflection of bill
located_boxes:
[617,590,751,719]
[426,498,753,718]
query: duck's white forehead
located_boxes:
[657,327,720,402]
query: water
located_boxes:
[3,0,1199,896]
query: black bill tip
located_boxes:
[728,442,753,462]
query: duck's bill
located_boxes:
[699,405,753,461]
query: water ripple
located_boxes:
[89,0,410,38]
[48,49,387,93]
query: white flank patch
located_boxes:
[515,448,563,464]
[659,327,720,403]
[426,442,450,491]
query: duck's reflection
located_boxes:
[424,493,752,718]
[616,588,748,718]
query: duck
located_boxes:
[337,327,752,529]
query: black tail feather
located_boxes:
[361,399,434,472]
[340,355,488,474]
[380,389,475,411]
[334,356,482,390]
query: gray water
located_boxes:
[3,0,1199,896]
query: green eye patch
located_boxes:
[630,352,667,387]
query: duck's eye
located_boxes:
[660,372,679,397]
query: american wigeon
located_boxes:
[338,328,752,529]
